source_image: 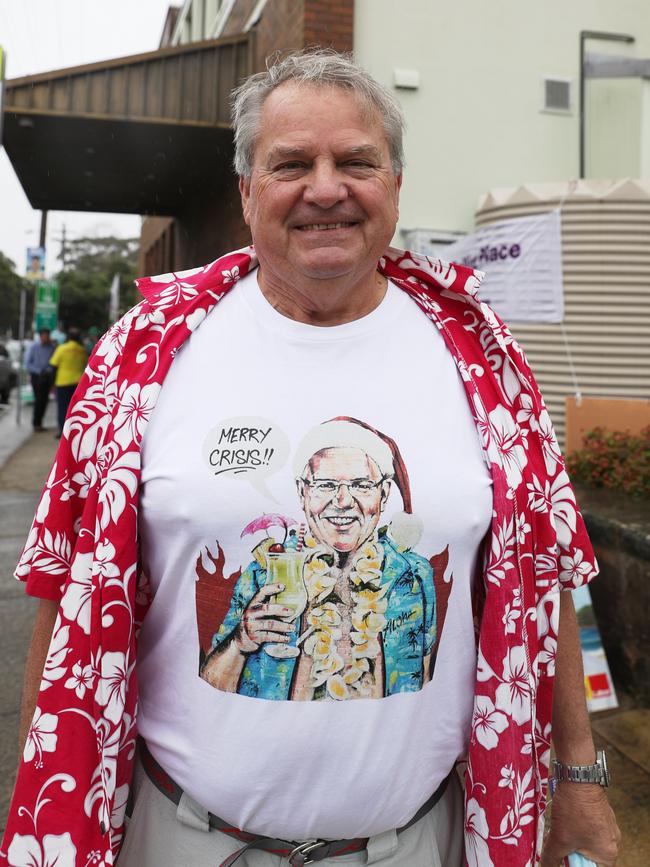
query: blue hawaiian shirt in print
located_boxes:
[205,533,437,701]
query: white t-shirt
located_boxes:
[137,271,493,840]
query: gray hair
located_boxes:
[231,49,405,178]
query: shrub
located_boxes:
[566,426,650,499]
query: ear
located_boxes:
[379,479,391,512]
[239,175,252,226]
[394,171,403,213]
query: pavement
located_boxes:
[0,410,649,861]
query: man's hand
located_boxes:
[233,583,294,653]
[541,783,621,867]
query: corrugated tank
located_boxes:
[475,179,650,448]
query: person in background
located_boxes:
[48,326,87,437]
[83,324,100,355]
[24,328,55,431]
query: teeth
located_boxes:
[300,222,352,231]
[326,517,355,525]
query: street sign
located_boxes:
[34,280,59,331]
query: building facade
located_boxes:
[4,1,650,435]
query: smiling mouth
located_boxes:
[323,515,358,527]
[297,222,358,231]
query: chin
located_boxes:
[329,539,359,553]
[293,250,359,280]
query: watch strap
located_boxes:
[552,749,610,787]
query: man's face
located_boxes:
[239,83,401,285]
[39,331,50,344]
[299,447,390,554]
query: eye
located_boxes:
[314,481,337,493]
[350,480,376,493]
[276,161,307,172]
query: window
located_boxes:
[542,77,572,114]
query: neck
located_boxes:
[257,265,387,326]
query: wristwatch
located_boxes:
[551,749,611,793]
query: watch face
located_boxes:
[598,750,611,786]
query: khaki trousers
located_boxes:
[117,757,464,867]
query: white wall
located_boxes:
[642,80,650,179]
[353,0,650,238]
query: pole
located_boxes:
[39,210,48,248]
[16,288,26,425]
[579,31,635,179]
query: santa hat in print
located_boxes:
[292,416,423,550]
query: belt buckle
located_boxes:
[288,839,329,866]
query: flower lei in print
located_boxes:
[301,538,388,700]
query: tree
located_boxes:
[56,236,140,333]
[0,251,33,338]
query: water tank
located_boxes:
[475,179,650,446]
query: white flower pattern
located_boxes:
[60,551,93,635]
[495,646,532,725]
[7,832,76,867]
[23,708,58,766]
[472,696,509,750]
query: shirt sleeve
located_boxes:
[49,345,62,368]
[24,344,35,370]
[14,335,115,600]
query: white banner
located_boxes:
[413,210,564,324]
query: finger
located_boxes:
[540,837,569,867]
[251,583,285,603]
[251,619,294,634]
[256,631,290,643]
[249,604,295,619]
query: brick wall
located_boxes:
[140,0,356,272]
[253,0,354,68]
[303,0,353,52]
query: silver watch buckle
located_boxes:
[288,839,330,866]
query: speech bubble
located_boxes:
[202,416,290,501]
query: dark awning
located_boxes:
[2,34,252,215]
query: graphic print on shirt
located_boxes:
[196,417,454,701]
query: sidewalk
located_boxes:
[0,402,58,833]
[0,423,649,860]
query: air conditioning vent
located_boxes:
[543,78,572,113]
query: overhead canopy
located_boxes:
[2,34,252,215]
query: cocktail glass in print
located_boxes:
[264,551,307,658]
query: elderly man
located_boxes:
[4,50,619,867]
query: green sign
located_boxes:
[34,280,59,331]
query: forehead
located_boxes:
[308,447,381,478]
[255,82,388,159]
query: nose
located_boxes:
[303,160,348,209]
[333,482,355,508]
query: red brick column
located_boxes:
[303,0,354,52]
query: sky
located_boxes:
[0,0,177,277]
